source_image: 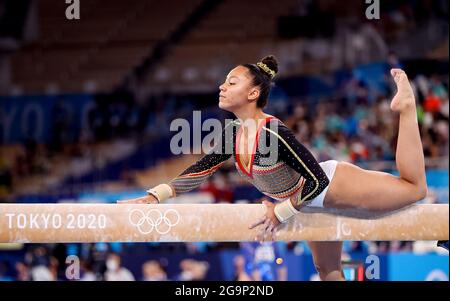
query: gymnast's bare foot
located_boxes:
[390,68,416,113]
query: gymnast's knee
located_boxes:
[414,183,428,201]
[401,177,427,202]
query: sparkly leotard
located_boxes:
[169,116,330,206]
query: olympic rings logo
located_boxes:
[128,209,180,235]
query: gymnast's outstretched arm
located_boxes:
[118,121,237,204]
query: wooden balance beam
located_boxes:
[0,204,447,243]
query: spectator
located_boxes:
[232,255,252,281]
[30,265,54,281]
[15,262,30,281]
[175,259,209,281]
[142,260,168,281]
[104,253,135,281]
[80,260,97,281]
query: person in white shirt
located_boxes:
[104,253,135,281]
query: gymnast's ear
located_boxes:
[248,86,260,102]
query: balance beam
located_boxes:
[0,204,447,243]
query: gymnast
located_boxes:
[119,55,427,280]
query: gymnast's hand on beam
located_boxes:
[116,195,158,204]
[249,198,281,242]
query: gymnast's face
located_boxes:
[218,66,260,112]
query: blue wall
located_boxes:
[0,94,94,143]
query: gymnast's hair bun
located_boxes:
[260,55,278,77]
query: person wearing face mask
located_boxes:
[104,253,135,281]
[119,55,427,281]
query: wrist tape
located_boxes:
[146,184,173,202]
[274,199,299,223]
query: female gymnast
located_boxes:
[119,55,427,281]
